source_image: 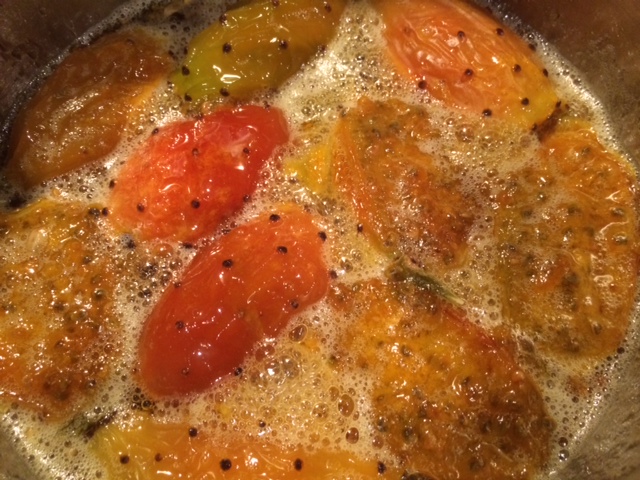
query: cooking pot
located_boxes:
[0,0,639,478]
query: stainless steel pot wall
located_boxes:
[0,0,639,479]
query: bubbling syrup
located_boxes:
[0,0,637,479]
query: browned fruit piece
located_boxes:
[333,97,476,273]
[0,200,119,419]
[330,279,553,480]
[5,28,174,189]
[494,118,640,360]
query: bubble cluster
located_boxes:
[0,0,637,479]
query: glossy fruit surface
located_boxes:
[494,118,640,360]
[0,200,118,419]
[6,28,173,188]
[109,105,289,243]
[92,411,399,479]
[334,97,475,273]
[330,278,553,480]
[375,0,558,129]
[171,0,346,103]
[138,206,329,396]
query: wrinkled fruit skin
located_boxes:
[6,28,173,189]
[109,105,289,243]
[375,0,558,129]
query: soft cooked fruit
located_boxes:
[330,279,553,480]
[92,411,400,479]
[138,206,329,396]
[333,97,476,274]
[108,105,289,243]
[0,201,119,419]
[5,28,174,188]
[171,0,346,103]
[494,118,640,361]
[375,0,559,130]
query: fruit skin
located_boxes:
[375,0,559,130]
[92,411,399,479]
[494,118,640,361]
[138,206,329,397]
[0,200,118,419]
[108,105,289,243]
[5,28,174,189]
[333,97,476,274]
[330,278,553,480]
[171,0,346,103]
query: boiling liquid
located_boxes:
[0,0,637,479]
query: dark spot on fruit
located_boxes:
[137,203,145,212]
[482,108,492,117]
[222,43,232,53]
[496,27,505,36]
[220,87,230,97]
[120,455,130,464]
[184,93,192,102]
[318,231,327,241]
[222,259,234,268]
[188,427,198,437]
[277,246,288,254]
[191,199,201,209]
[514,64,522,73]
[181,65,190,76]
[417,79,427,89]
[220,459,232,470]
[521,97,530,106]
[294,458,303,470]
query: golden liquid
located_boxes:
[0,1,636,479]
